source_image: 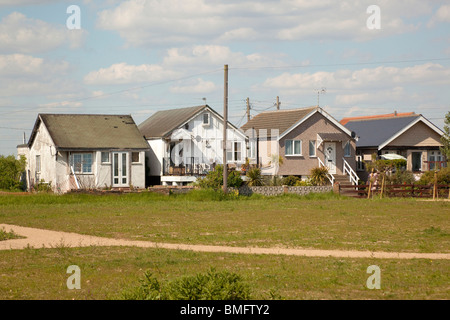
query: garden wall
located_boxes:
[237,185,333,196]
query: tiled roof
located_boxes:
[240,107,317,136]
[340,112,417,125]
[138,105,206,138]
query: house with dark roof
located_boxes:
[17,114,149,193]
[138,105,247,186]
[241,106,358,185]
[341,112,445,181]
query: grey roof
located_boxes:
[138,105,244,139]
[29,114,149,150]
[241,107,317,136]
[138,105,206,138]
[344,115,420,148]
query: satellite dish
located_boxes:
[195,135,201,142]
[351,131,356,139]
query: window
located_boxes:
[234,142,242,162]
[36,155,41,173]
[344,141,351,157]
[248,140,256,159]
[101,152,110,163]
[132,152,140,163]
[203,113,210,126]
[224,141,242,162]
[309,140,316,157]
[71,153,93,174]
[356,151,365,171]
[285,139,302,156]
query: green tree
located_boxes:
[440,111,450,160]
[0,155,27,191]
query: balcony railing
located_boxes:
[162,157,216,176]
[424,160,448,171]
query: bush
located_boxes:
[0,155,26,191]
[281,175,300,186]
[196,165,243,189]
[418,167,450,185]
[310,167,330,186]
[246,167,264,186]
[386,170,415,185]
[122,268,251,300]
[294,179,313,186]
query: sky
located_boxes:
[0,0,449,156]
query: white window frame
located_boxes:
[101,152,110,164]
[285,139,302,156]
[225,141,242,162]
[344,141,351,157]
[36,155,41,173]
[309,140,316,157]
[71,153,93,174]
[202,113,210,126]
[131,152,140,163]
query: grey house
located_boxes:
[341,112,445,181]
[17,114,149,193]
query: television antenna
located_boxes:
[317,88,326,107]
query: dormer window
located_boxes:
[203,113,210,126]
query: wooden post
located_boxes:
[432,171,437,200]
[380,174,385,199]
[367,169,373,199]
[223,64,228,194]
[246,97,250,122]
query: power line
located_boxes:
[229,57,450,71]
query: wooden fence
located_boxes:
[338,183,450,199]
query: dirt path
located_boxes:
[1,223,449,260]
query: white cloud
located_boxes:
[83,62,181,85]
[0,12,86,54]
[0,54,81,97]
[428,4,450,27]
[170,78,216,94]
[96,0,430,46]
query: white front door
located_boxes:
[112,152,129,187]
[324,142,336,174]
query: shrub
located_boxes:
[281,175,300,186]
[122,268,251,300]
[0,155,26,191]
[386,170,415,185]
[294,179,313,186]
[196,165,243,189]
[310,167,330,186]
[418,167,450,185]
[246,167,264,186]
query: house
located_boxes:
[17,114,149,193]
[341,111,446,181]
[241,106,358,185]
[138,105,247,186]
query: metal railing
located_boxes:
[343,158,359,185]
[318,157,335,185]
[162,157,215,176]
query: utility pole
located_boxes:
[223,64,228,194]
[246,97,250,122]
[276,96,280,110]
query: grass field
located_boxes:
[0,190,449,300]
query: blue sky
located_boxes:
[0,0,449,156]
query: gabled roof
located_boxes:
[340,112,416,125]
[240,106,352,139]
[138,104,245,139]
[28,114,149,150]
[342,113,444,149]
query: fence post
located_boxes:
[433,171,437,201]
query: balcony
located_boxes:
[162,157,215,176]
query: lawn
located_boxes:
[0,190,448,300]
